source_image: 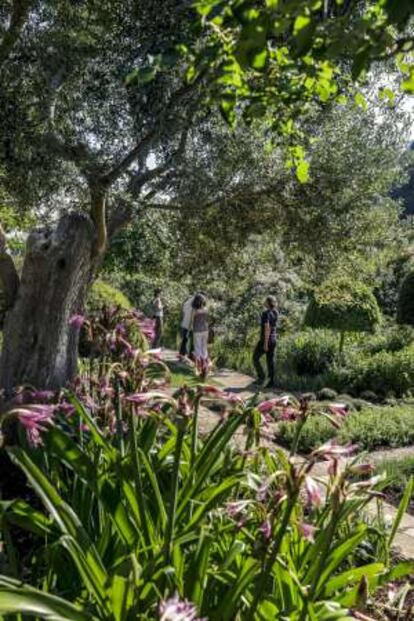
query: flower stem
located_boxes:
[164,421,186,565]
[249,492,298,618]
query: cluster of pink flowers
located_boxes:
[13,404,55,446]
[159,595,205,621]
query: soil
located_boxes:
[382,487,414,517]
[358,576,414,620]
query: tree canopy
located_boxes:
[305,277,382,334]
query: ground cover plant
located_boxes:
[0,309,413,620]
[278,406,414,454]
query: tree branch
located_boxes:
[90,182,107,256]
[101,130,157,187]
[41,132,99,177]
[102,75,203,187]
[0,0,32,68]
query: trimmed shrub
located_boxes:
[397,270,414,326]
[351,345,414,398]
[87,279,132,313]
[281,330,337,376]
[317,387,338,401]
[278,406,414,453]
[305,277,381,336]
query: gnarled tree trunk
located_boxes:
[0,212,95,394]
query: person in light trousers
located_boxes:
[191,293,209,378]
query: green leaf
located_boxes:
[219,557,259,620]
[0,499,53,537]
[109,574,134,621]
[0,576,95,621]
[7,448,108,587]
[293,15,315,54]
[354,92,367,110]
[251,48,268,70]
[220,97,236,127]
[138,448,167,529]
[389,476,414,548]
[379,87,395,104]
[324,563,384,596]
[188,532,212,606]
[401,67,414,94]
[315,526,368,597]
[296,160,309,183]
[59,536,110,615]
[46,426,138,546]
[125,66,156,87]
[293,15,311,36]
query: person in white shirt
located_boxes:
[179,294,194,358]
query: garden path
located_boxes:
[162,349,414,559]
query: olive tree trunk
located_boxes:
[0,213,95,395]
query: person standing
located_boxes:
[151,288,163,348]
[179,293,194,358]
[191,293,209,378]
[253,295,278,389]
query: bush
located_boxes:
[397,270,414,326]
[87,279,132,312]
[317,387,338,401]
[278,405,414,453]
[338,345,414,398]
[281,331,337,376]
[362,325,414,355]
[305,277,381,335]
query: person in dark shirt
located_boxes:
[253,295,278,389]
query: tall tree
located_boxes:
[0,0,411,392]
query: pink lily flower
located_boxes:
[159,594,206,621]
[14,404,55,446]
[299,522,317,542]
[349,463,374,476]
[260,519,272,541]
[225,500,250,518]
[198,385,242,404]
[305,476,323,507]
[125,393,152,406]
[328,403,349,417]
[257,396,290,414]
[311,439,358,460]
[69,314,86,329]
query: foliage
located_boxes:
[211,324,414,397]
[278,405,414,454]
[282,330,337,376]
[194,0,414,153]
[397,269,414,326]
[78,305,152,361]
[332,344,414,398]
[305,278,382,335]
[0,317,412,620]
[87,280,132,314]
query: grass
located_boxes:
[277,405,414,454]
[166,360,220,388]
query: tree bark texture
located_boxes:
[0,213,95,394]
